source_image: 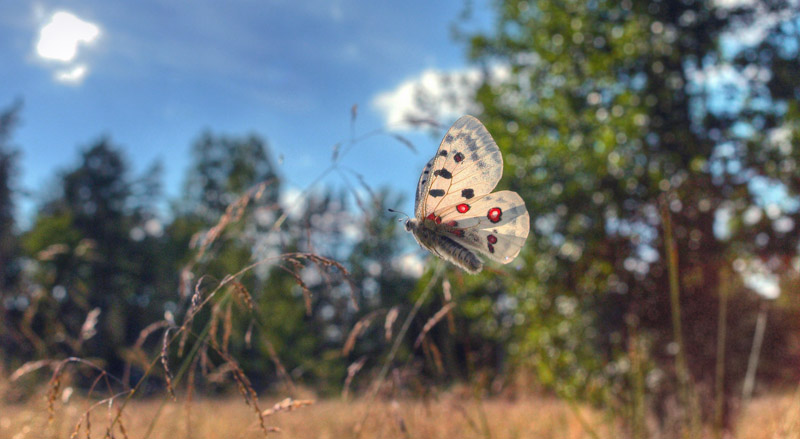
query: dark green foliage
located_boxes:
[465,0,800,429]
[0,101,22,291]
[181,131,280,220]
[17,140,168,374]
[0,101,24,374]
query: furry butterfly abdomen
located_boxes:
[405,219,483,273]
[405,115,530,273]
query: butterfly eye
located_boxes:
[404,220,412,231]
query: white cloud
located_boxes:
[34,10,100,85]
[54,64,88,84]
[36,11,100,63]
[372,66,509,130]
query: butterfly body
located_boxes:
[405,115,530,273]
[405,217,483,273]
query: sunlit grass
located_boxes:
[1,390,798,439]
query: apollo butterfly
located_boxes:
[403,115,530,273]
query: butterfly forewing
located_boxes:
[415,116,503,219]
[414,157,435,216]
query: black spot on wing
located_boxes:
[458,133,479,152]
[461,188,474,199]
[471,152,479,162]
[439,150,448,157]
[444,134,454,143]
[434,169,453,179]
[429,189,445,197]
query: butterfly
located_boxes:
[403,115,530,273]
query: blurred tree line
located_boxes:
[0,104,426,396]
[0,0,799,435]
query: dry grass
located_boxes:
[736,390,800,439]
[0,393,602,439]
[0,391,797,439]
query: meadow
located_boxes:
[0,387,798,439]
[4,1,800,438]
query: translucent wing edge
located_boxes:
[414,157,435,218]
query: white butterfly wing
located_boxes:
[414,156,435,216]
[415,115,503,220]
[437,191,530,264]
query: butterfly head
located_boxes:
[404,218,416,232]
[388,208,414,232]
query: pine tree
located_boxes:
[0,101,21,291]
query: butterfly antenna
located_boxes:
[387,208,410,222]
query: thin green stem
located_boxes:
[661,200,694,436]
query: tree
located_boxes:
[21,140,167,374]
[0,101,23,372]
[173,131,282,297]
[181,131,280,220]
[465,0,800,432]
[0,101,22,291]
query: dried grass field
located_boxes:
[1,390,797,439]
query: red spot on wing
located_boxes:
[487,207,502,223]
[445,220,458,227]
[487,234,497,244]
[435,216,442,224]
[487,243,495,253]
[451,229,465,237]
[454,152,465,163]
[426,213,436,221]
[456,203,470,213]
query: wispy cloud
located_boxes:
[372,67,482,128]
[371,65,509,130]
[55,64,89,84]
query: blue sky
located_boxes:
[0,1,494,224]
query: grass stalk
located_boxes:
[714,268,730,438]
[661,200,695,437]
[742,302,768,405]
[354,262,445,437]
[628,321,646,439]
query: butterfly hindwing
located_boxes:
[415,115,503,219]
[435,190,530,264]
